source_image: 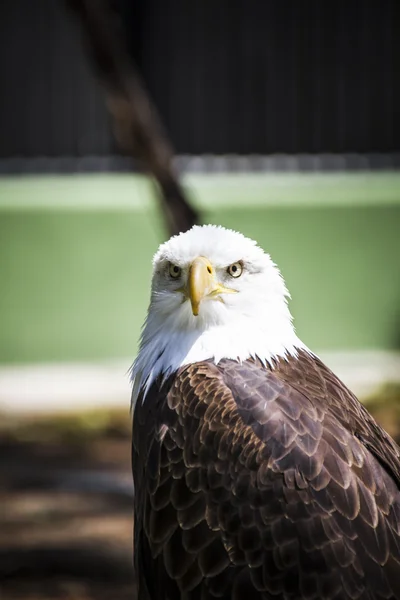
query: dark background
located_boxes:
[1,0,399,163]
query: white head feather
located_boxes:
[131,224,307,404]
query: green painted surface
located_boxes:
[1,173,400,364]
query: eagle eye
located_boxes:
[168,263,182,279]
[227,262,243,278]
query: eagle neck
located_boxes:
[130,314,307,407]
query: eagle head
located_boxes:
[131,225,305,401]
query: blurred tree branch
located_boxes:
[66,0,198,236]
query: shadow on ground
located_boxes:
[0,410,135,599]
[1,385,400,599]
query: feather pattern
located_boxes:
[132,350,400,599]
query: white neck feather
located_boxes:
[130,306,306,407]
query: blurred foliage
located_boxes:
[1,383,400,444]
[364,383,400,441]
[0,407,131,443]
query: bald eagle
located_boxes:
[131,225,400,599]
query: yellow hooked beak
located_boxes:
[186,256,236,316]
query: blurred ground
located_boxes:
[1,385,400,599]
[0,410,135,599]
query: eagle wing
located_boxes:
[132,354,400,599]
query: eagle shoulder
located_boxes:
[132,355,400,599]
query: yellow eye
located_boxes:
[227,262,243,278]
[168,263,182,279]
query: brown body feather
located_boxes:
[132,350,400,599]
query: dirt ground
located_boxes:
[1,385,400,600]
[0,412,135,600]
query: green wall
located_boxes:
[1,173,400,364]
